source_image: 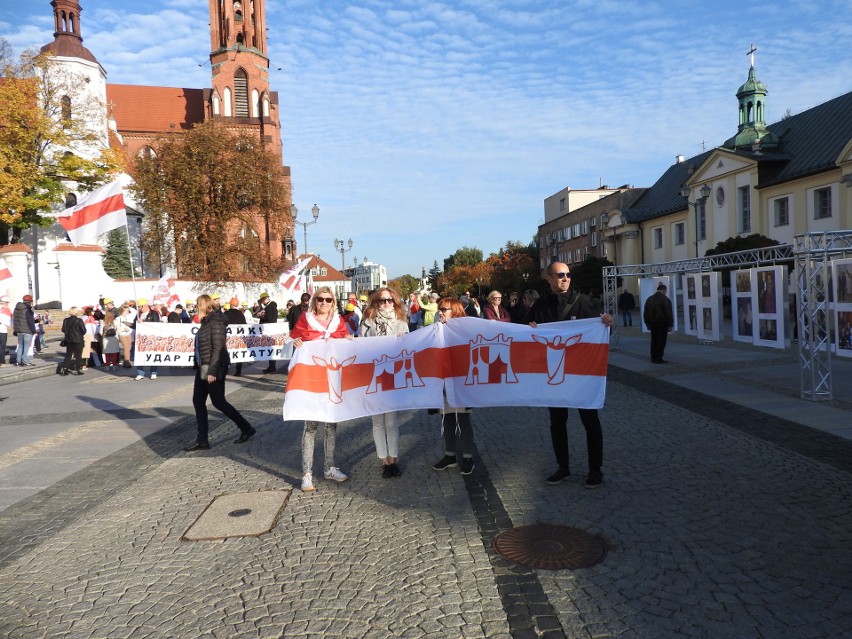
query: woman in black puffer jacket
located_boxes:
[184,294,256,451]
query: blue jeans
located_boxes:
[620,310,633,327]
[16,332,34,365]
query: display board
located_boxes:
[832,258,852,358]
[731,269,754,343]
[696,272,722,342]
[753,266,785,349]
[682,274,698,337]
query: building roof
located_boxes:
[301,254,346,281]
[40,34,99,65]
[621,151,713,223]
[106,84,206,133]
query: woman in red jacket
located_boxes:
[289,286,352,492]
[482,290,510,322]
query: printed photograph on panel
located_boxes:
[689,305,697,331]
[736,271,751,293]
[703,307,713,331]
[759,319,778,341]
[757,271,777,314]
[835,261,852,304]
[737,298,753,337]
[837,311,852,353]
[687,277,696,300]
[702,275,711,298]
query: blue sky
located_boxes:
[4,0,851,278]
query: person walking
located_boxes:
[184,294,256,451]
[431,298,477,476]
[60,307,87,375]
[618,289,636,327]
[289,287,353,492]
[13,294,36,367]
[643,283,674,364]
[529,261,614,489]
[359,288,409,478]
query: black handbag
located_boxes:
[59,339,67,347]
[104,327,117,337]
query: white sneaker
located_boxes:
[324,466,349,482]
[135,374,145,381]
[150,373,157,380]
[301,474,315,492]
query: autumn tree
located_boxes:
[131,120,291,281]
[0,40,123,243]
[437,261,494,298]
[387,274,419,297]
[485,240,539,294]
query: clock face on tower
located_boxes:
[716,186,725,206]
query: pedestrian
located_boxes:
[60,306,87,375]
[483,290,510,321]
[0,295,11,366]
[254,292,278,373]
[359,288,409,478]
[507,292,526,323]
[223,297,246,377]
[117,304,134,368]
[643,283,674,364]
[341,303,360,335]
[431,297,477,476]
[529,261,614,489]
[13,294,36,367]
[405,292,421,332]
[418,291,439,326]
[287,292,310,331]
[459,294,479,317]
[289,286,352,492]
[134,298,160,380]
[184,294,256,451]
[618,289,636,327]
[101,305,121,370]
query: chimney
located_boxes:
[675,155,685,164]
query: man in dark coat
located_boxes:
[13,294,37,366]
[224,297,246,376]
[287,293,311,331]
[617,289,636,327]
[254,292,278,373]
[643,283,674,364]
[529,262,613,489]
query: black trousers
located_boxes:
[192,370,252,444]
[63,342,84,371]
[547,407,603,472]
[649,324,669,361]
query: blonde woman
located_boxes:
[359,288,409,478]
[289,286,352,492]
[483,290,510,322]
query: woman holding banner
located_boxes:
[431,298,477,476]
[359,287,409,478]
[290,286,353,492]
[183,294,256,452]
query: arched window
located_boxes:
[212,92,220,115]
[262,94,270,117]
[61,95,71,127]
[251,89,259,117]
[234,69,249,117]
[223,87,232,116]
[137,146,157,160]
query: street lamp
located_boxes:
[680,184,712,255]
[334,238,353,273]
[291,203,319,256]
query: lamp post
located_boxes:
[334,238,353,273]
[680,184,712,256]
[291,203,319,256]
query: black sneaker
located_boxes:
[432,455,457,471]
[585,470,603,489]
[546,468,570,485]
[459,458,474,475]
[382,464,393,479]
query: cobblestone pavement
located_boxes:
[1,365,851,638]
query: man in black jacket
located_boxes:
[254,292,278,373]
[643,283,674,364]
[224,297,246,376]
[529,261,613,489]
[13,294,37,366]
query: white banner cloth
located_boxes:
[283,317,609,422]
[134,321,292,367]
[57,179,127,246]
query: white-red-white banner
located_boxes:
[57,179,127,246]
[0,257,12,285]
[283,317,609,422]
[279,257,312,302]
[150,272,180,311]
[133,321,292,367]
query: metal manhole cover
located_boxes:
[182,490,290,541]
[493,524,606,570]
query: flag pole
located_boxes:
[124,217,138,301]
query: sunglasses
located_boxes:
[316,296,334,303]
[550,272,571,279]
[439,307,452,312]
[378,298,394,304]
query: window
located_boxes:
[774,197,789,226]
[559,197,565,211]
[653,227,663,249]
[591,231,597,247]
[697,199,706,240]
[814,187,832,219]
[234,69,249,117]
[738,186,751,233]
[674,222,685,246]
[61,95,71,128]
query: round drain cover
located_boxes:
[227,508,253,517]
[493,524,606,570]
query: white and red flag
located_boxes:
[150,272,180,311]
[278,257,312,301]
[57,179,127,246]
[0,257,12,286]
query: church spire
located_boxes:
[724,43,779,151]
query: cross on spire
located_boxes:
[747,43,757,68]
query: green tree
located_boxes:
[568,256,615,294]
[428,261,441,289]
[132,120,290,281]
[101,228,132,279]
[704,234,780,256]
[388,274,419,297]
[444,246,483,272]
[0,40,123,243]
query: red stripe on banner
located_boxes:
[58,194,125,231]
[0,267,11,281]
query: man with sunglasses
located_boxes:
[529,261,613,489]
